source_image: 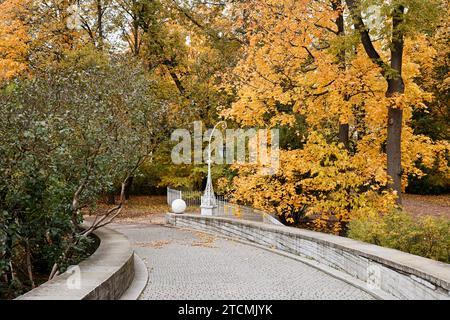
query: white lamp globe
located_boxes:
[172,199,187,214]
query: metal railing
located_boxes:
[166,187,283,225]
[167,187,182,206]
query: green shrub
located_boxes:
[0,50,167,298]
[348,210,450,263]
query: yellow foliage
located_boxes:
[230,132,397,233]
[0,0,31,81]
[222,0,449,232]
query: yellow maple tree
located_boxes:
[222,0,449,233]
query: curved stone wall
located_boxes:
[16,226,134,300]
[166,213,450,300]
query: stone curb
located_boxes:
[16,225,134,300]
[120,253,148,300]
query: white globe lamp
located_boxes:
[172,199,187,214]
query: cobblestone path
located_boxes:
[110,222,374,300]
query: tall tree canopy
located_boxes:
[221,0,449,230]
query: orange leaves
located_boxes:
[223,0,432,231]
[229,131,398,232]
[401,129,450,192]
[0,0,31,81]
[221,0,341,127]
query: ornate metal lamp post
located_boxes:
[201,121,226,216]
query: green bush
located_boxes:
[348,210,450,263]
[0,50,167,298]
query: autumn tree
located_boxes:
[0,0,89,78]
[344,0,442,203]
[221,0,449,232]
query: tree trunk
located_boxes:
[4,235,13,285]
[167,68,185,95]
[25,240,36,288]
[386,106,403,202]
[333,0,350,149]
[345,0,405,204]
[124,176,134,200]
[385,5,405,204]
[339,123,350,149]
[97,0,104,50]
[133,17,140,55]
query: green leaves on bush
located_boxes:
[348,210,450,263]
[0,49,169,298]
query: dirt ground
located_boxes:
[402,193,450,220]
[91,195,199,224]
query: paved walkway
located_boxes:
[110,221,374,300]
